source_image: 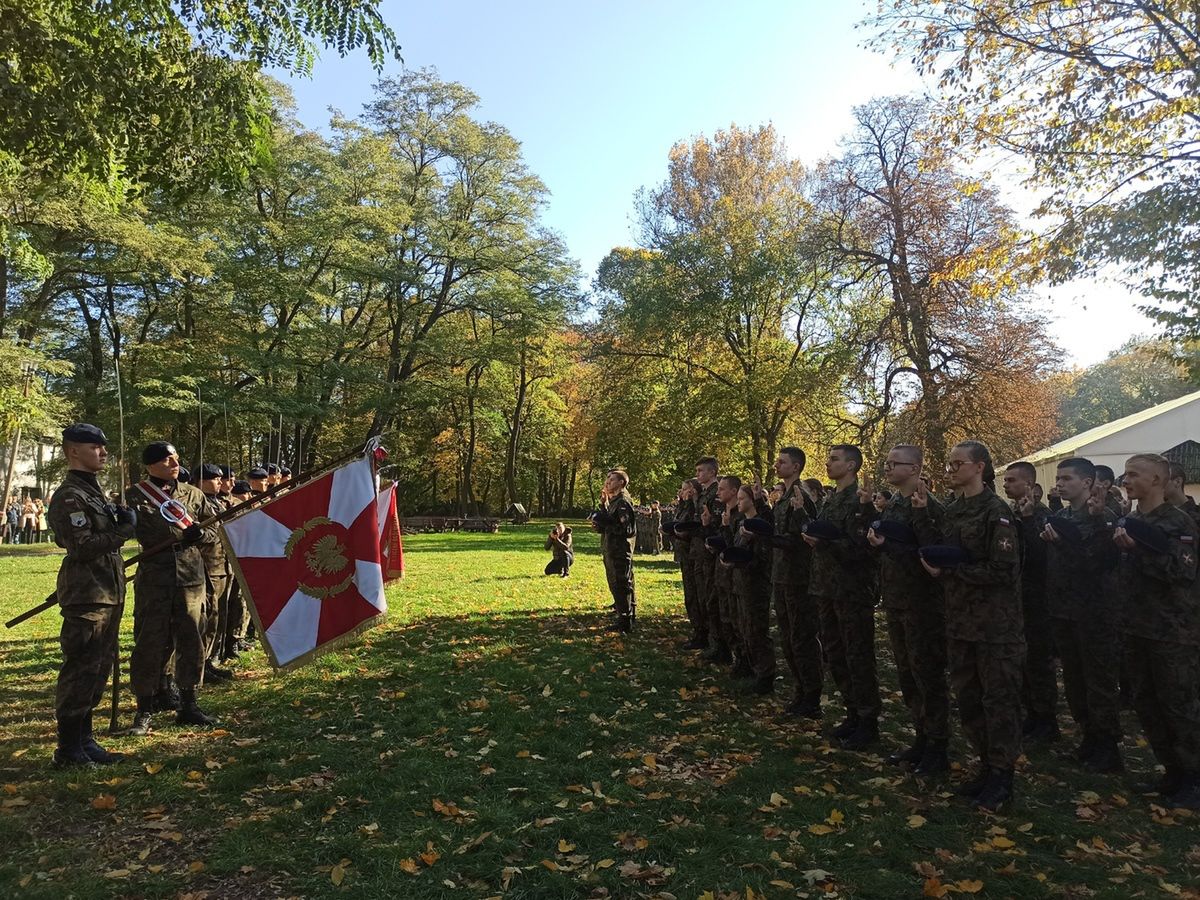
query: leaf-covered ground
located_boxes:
[1,524,1198,899]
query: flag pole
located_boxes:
[6,441,373,628]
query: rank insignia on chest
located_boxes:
[1184,552,1195,566]
[998,537,1013,551]
[69,511,88,528]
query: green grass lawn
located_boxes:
[0,523,1197,899]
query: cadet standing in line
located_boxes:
[804,444,880,750]
[126,442,219,734]
[916,440,1023,810]
[691,458,725,660]
[674,480,704,649]
[592,468,637,633]
[728,482,775,695]
[1042,457,1123,773]
[1003,462,1058,743]
[1095,465,1127,517]
[1114,453,1200,808]
[770,448,822,720]
[649,501,664,555]
[197,464,233,681]
[46,424,138,766]
[867,444,950,774]
[1167,463,1200,529]
[223,478,253,656]
[710,475,744,669]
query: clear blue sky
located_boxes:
[273,0,1153,366]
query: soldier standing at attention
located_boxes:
[126,442,219,734]
[1166,463,1200,529]
[1114,453,1200,808]
[729,482,775,695]
[197,464,233,682]
[1042,457,1123,772]
[804,444,880,751]
[916,440,1023,810]
[246,466,269,496]
[1003,462,1058,743]
[46,424,138,766]
[675,480,704,650]
[710,475,744,668]
[867,444,950,774]
[592,468,637,634]
[1095,465,1127,517]
[770,447,821,720]
[649,501,663,555]
[692,458,725,660]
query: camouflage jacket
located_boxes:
[1179,498,1200,530]
[48,470,136,607]
[808,481,877,602]
[689,480,724,559]
[1045,504,1119,622]
[598,490,636,559]
[875,491,944,612]
[771,480,814,587]
[131,478,218,588]
[673,496,696,561]
[200,491,232,578]
[1119,501,1200,646]
[1013,500,1050,610]
[732,500,773,602]
[713,505,744,591]
[916,488,1022,644]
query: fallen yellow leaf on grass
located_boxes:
[807,824,835,835]
[595,859,615,869]
[557,839,575,853]
[398,858,419,875]
[907,815,927,828]
[104,869,131,879]
[642,754,657,769]
[331,864,345,886]
[143,763,163,775]
[954,879,984,893]
[826,808,844,825]
[540,859,561,871]
[187,861,205,873]
[991,836,1015,849]
[91,794,117,810]
[922,876,949,897]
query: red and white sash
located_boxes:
[135,480,195,528]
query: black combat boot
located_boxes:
[80,712,124,764]
[1023,717,1060,744]
[1134,765,1185,797]
[887,733,927,766]
[955,762,991,798]
[127,696,155,736]
[1167,773,1200,810]
[176,689,218,727]
[154,675,181,712]
[972,767,1015,811]
[1083,738,1124,774]
[912,744,951,776]
[840,717,879,752]
[52,715,95,768]
[831,713,859,741]
[204,661,233,682]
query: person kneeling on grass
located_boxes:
[544,522,574,578]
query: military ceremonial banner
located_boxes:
[222,456,388,670]
[376,483,405,582]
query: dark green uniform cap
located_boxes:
[62,422,108,445]
[1118,516,1170,554]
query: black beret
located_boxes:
[673,520,702,537]
[266,464,280,475]
[1117,516,1170,554]
[176,466,190,483]
[142,441,177,465]
[803,520,843,541]
[1046,516,1083,544]
[659,518,676,535]
[62,422,107,445]
[742,516,774,537]
[199,463,223,480]
[247,467,268,479]
[705,536,728,554]
[720,546,755,567]
[870,519,917,545]
[591,509,613,529]
[918,545,970,568]
[232,479,252,494]
[219,464,233,479]
[280,466,292,476]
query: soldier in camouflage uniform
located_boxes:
[711,475,744,671]
[126,442,220,733]
[674,480,704,649]
[1003,462,1058,743]
[729,483,775,695]
[867,444,950,774]
[1167,463,1200,529]
[593,469,637,633]
[690,458,728,662]
[46,423,138,767]
[1042,457,1123,773]
[915,440,1023,811]
[1095,465,1127,518]
[197,464,234,681]
[1115,453,1200,808]
[770,448,821,719]
[804,444,880,750]
[649,502,664,554]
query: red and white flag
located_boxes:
[222,456,388,670]
[376,482,405,582]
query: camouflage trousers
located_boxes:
[714,568,740,652]
[678,551,705,640]
[1125,635,1200,772]
[693,552,721,646]
[1052,615,1121,742]
[203,573,230,664]
[948,638,1025,770]
[817,594,881,719]
[736,582,775,681]
[56,603,122,722]
[225,577,248,646]
[1021,596,1058,723]
[130,580,206,696]
[602,550,636,620]
[773,582,821,705]
[885,604,950,744]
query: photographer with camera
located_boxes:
[544,522,574,577]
